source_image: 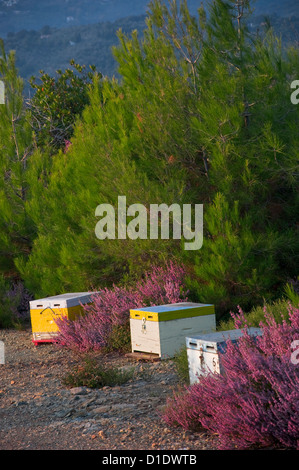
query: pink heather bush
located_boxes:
[163,303,299,450]
[55,260,188,352]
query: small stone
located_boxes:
[82,397,97,408]
[69,386,88,395]
[92,405,112,414]
[15,400,27,406]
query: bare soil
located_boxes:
[0,327,219,451]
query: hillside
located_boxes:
[0,0,149,35]
[0,0,298,36]
[1,2,299,93]
[4,15,147,93]
[3,11,299,97]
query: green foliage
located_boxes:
[173,345,190,385]
[284,278,299,306]
[0,275,21,328]
[218,299,292,331]
[1,1,298,321]
[28,60,100,150]
[182,0,299,314]
[104,321,132,354]
[62,356,134,389]
[17,38,193,296]
[0,39,33,277]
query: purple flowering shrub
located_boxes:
[55,261,188,352]
[0,276,33,328]
[162,303,299,450]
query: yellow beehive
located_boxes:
[30,292,97,345]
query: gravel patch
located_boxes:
[0,327,219,451]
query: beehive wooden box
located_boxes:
[186,328,262,384]
[130,302,216,359]
[30,292,97,345]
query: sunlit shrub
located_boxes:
[55,261,188,352]
[162,303,299,450]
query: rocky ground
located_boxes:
[0,327,219,452]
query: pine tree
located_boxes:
[18,2,207,297]
[17,0,299,316]
[0,39,33,278]
[185,0,299,314]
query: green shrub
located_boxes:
[0,276,17,328]
[0,275,32,328]
[62,356,134,389]
[284,278,299,306]
[173,345,190,385]
[104,320,132,354]
[218,299,292,331]
[28,60,100,151]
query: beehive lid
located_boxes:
[30,292,98,309]
[130,302,214,322]
[186,328,262,352]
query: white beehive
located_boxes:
[130,302,216,359]
[186,328,262,384]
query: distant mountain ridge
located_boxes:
[1,1,298,96]
[0,0,298,36]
